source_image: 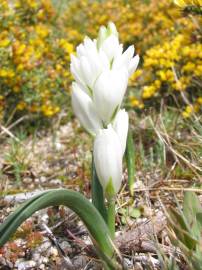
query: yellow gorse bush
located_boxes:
[0,0,74,120]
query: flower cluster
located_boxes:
[64,0,202,117]
[131,32,202,116]
[0,0,74,121]
[71,22,139,197]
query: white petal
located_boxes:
[71,83,102,136]
[80,56,93,89]
[93,125,123,196]
[101,35,122,61]
[97,26,108,48]
[128,55,140,76]
[113,45,134,70]
[108,22,118,37]
[70,54,86,86]
[76,44,85,57]
[113,109,129,156]
[94,68,128,124]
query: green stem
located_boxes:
[91,154,108,222]
[107,197,116,239]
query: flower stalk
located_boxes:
[92,155,107,222]
[107,197,116,239]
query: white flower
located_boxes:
[97,22,139,77]
[70,37,109,94]
[113,109,129,156]
[70,22,139,137]
[93,125,123,197]
[93,68,128,124]
[71,82,102,136]
[70,22,139,96]
[97,22,119,49]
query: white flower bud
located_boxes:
[93,125,123,197]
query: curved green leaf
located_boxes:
[0,189,123,270]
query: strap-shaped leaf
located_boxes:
[0,191,46,233]
[125,129,135,196]
[0,189,123,270]
[168,207,198,250]
[183,191,202,240]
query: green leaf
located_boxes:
[196,212,202,226]
[183,191,202,240]
[0,189,123,270]
[125,129,135,196]
[118,206,141,225]
[168,207,197,250]
[91,155,107,222]
[129,207,141,219]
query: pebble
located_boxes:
[23,178,32,184]
[16,260,36,270]
[60,241,72,253]
[72,255,87,268]
[39,263,46,270]
[49,178,62,186]
[33,241,51,254]
[47,246,58,257]
[54,141,64,151]
[40,176,47,183]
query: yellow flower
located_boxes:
[17,101,26,110]
[0,69,14,78]
[27,0,38,9]
[0,38,10,47]
[130,97,140,107]
[35,25,50,38]
[174,0,202,7]
[15,43,26,56]
[142,85,157,99]
[197,97,202,105]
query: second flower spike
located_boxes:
[93,125,123,198]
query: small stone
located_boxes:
[40,176,47,183]
[16,260,36,270]
[54,141,64,151]
[22,178,32,184]
[60,241,71,253]
[34,241,51,254]
[72,255,87,268]
[47,246,58,257]
[49,179,62,186]
[39,263,46,270]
